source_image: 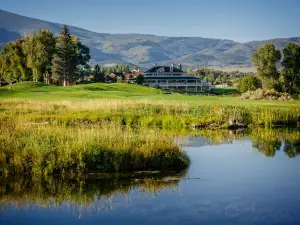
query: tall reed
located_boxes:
[1,99,299,127]
[0,118,189,176]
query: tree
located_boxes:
[115,65,119,72]
[119,64,125,72]
[0,56,3,86]
[0,55,14,88]
[136,74,144,85]
[124,64,130,73]
[93,64,105,82]
[237,75,262,93]
[52,25,77,86]
[252,44,281,89]
[13,39,32,81]
[1,40,31,82]
[105,67,112,75]
[75,40,91,67]
[23,30,56,82]
[281,43,300,94]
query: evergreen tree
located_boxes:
[94,64,105,82]
[52,25,77,86]
[136,74,144,85]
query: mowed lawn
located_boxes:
[0,82,299,107]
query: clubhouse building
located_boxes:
[143,64,212,92]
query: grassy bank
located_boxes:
[1,82,299,128]
[0,118,189,176]
[1,82,299,106]
[1,98,299,128]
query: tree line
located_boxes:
[82,64,140,84]
[188,68,253,86]
[238,43,300,94]
[0,25,91,87]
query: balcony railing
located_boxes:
[147,82,205,86]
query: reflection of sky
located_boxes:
[1,140,300,225]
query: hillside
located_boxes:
[1,9,300,68]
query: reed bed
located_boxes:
[1,99,299,128]
[0,118,189,176]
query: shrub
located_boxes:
[240,89,293,101]
[237,75,262,93]
[136,75,144,85]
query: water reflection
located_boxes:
[184,128,300,158]
[0,172,185,211]
[1,128,300,224]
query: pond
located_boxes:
[1,129,300,225]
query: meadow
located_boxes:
[0,82,299,107]
[1,82,299,128]
[0,82,299,176]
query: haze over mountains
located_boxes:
[1,9,300,68]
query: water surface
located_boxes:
[1,129,300,225]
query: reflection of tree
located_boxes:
[250,128,300,157]
[188,129,246,145]
[252,138,282,157]
[0,172,185,210]
[283,140,300,158]
[171,127,300,158]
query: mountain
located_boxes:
[1,9,300,68]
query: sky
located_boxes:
[1,0,300,42]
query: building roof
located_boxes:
[144,76,201,80]
[145,66,183,73]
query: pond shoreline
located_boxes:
[1,99,299,176]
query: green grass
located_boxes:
[0,82,299,107]
[0,118,189,176]
[1,84,300,128]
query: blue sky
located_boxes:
[1,0,299,42]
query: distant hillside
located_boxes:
[1,9,300,68]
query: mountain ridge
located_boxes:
[1,9,300,68]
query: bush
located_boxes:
[237,75,262,93]
[240,89,293,101]
[136,75,144,85]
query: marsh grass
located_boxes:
[0,118,189,176]
[1,99,299,128]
